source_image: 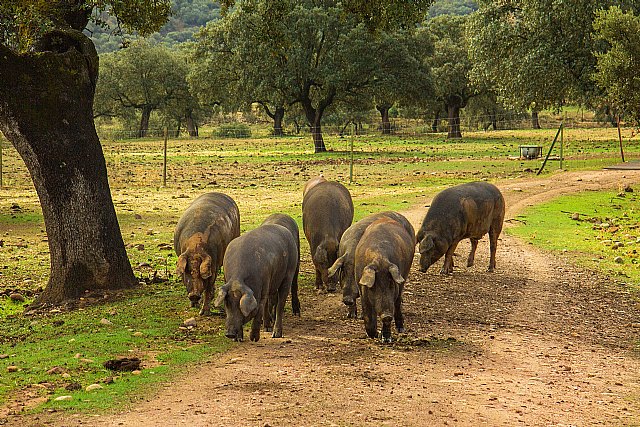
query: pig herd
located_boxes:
[174,178,505,343]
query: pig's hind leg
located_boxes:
[272,279,292,338]
[467,238,479,267]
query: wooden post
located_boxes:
[617,116,626,162]
[349,123,355,184]
[559,119,564,170]
[537,123,563,176]
[163,127,168,187]
[0,139,3,188]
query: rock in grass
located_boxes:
[54,395,73,401]
[6,366,18,372]
[86,384,103,392]
[9,293,25,302]
[614,256,624,264]
[103,357,141,372]
[183,317,197,328]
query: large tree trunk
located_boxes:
[431,110,440,132]
[138,106,152,138]
[376,104,392,135]
[310,117,326,153]
[447,103,463,139]
[272,106,285,137]
[531,110,541,129]
[301,99,327,153]
[185,113,198,137]
[0,31,137,306]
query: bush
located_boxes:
[213,123,252,138]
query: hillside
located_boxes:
[88,0,220,53]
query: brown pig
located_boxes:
[215,223,298,342]
[302,180,354,292]
[416,181,505,275]
[174,192,240,315]
[328,211,414,319]
[355,216,415,343]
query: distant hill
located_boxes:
[88,0,220,53]
[428,0,478,17]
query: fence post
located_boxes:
[617,116,626,163]
[537,122,563,176]
[349,123,355,184]
[163,127,168,187]
[0,139,3,188]
[559,119,564,170]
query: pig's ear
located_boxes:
[328,254,346,278]
[214,283,229,307]
[419,235,434,253]
[359,266,376,288]
[389,264,405,285]
[176,254,187,275]
[416,228,425,244]
[313,246,328,265]
[200,255,213,279]
[239,289,258,317]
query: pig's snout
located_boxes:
[188,293,201,307]
[418,266,427,273]
[225,327,243,342]
[381,313,394,323]
[342,296,354,306]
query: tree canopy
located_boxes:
[593,6,640,124]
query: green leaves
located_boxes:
[593,6,640,124]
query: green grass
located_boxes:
[507,189,640,289]
[1,123,639,416]
[0,282,234,413]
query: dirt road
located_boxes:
[13,170,640,426]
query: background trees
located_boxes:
[593,6,640,124]
[428,15,479,138]
[468,0,616,128]
[96,42,193,137]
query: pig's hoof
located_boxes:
[397,327,405,333]
[264,326,273,332]
[382,336,393,344]
[272,331,283,338]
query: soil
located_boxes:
[6,170,640,427]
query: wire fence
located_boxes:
[98,112,616,141]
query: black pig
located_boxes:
[416,181,505,274]
[328,211,414,319]
[261,213,301,322]
[355,216,415,343]
[215,223,298,342]
[302,180,354,292]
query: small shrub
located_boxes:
[213,123,252,138]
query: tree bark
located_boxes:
[0,31,137,305]
[531,110,541,129]
[431,110,440,133]
[310,116,326,153]
[447,102,463,139]
[272,106,285,137]
[185,113,198,137]
[376,104,392,135]
[138,105,153,138]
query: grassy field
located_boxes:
[507,189,640,289]
[0,124,639,414]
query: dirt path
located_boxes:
[13,170,640,426]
